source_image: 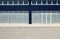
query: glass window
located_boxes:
[47,13,50,23]
[58,1,60,4]
[24,1,28,4]
[53,1,56,4]
[19,1,23,4]
[32,12,42,23]
[9,1,12,4]
[0,12,9,23]
[42,1,46,4]
[9,12,19,23]
[48,1,51,4]
[18,13,29,23]
[56,13,60,23]
[14,1,17,4]
[52,13,57,23]
[32,1,36,4]
[0,1,2,4]
[3,1,7,4]
[37,1,41,4]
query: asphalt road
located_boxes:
[0,27,60,39]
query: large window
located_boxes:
[31,0,36,5]
[0,1,2,4]
[19,0,23,5]
[0,0,29,5]
[24,0,28,4]
[48,1,51,4]
[14,1,17,4]
[0,11,9,23]
[37,1,41,4]
[32,11,42,23]
[32,11,60,24]
[42,0,46,4]
[3,1,7,4]
[8,1,12,4]
[0,11,29,23]
[58,0,60,4]
[31,0,60,5]
[53,1,57,4]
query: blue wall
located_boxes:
[0,5,60,11]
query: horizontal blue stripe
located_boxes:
[0,5,60,11]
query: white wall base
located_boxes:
[0,23,60,27]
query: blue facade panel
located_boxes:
[0,5,60,11]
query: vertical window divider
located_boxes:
[41,11,43,24]
[7,1,9,5]
[46,0,48,5]
[0,1,1,5]
[36,1,37,5]
[46,11,47,24]
[2,1,3,5]
[17,0,19,5]
[57,0,58,5]
[8,11,9,24]
[56,11,57,23]
[12,1,14,5]
[50,11,52,24]
[51,0,53,5]
[23,0,24,5]
[17,11,18,23]
[18,11,20,23]
[41,0,42,5]
[31,1,32,5]
[28,1,29,5]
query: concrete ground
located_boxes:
[0,27,60,39]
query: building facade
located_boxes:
[0,0,60,26]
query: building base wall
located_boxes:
[0,23,60,27]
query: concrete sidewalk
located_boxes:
[0,28,60,39]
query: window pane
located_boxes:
[56,13,60,23]
[18,13,29,23]
[43,12,46,23]
[42,1,46,4]
[9,1,12,4]
[53,1,56,4]
[32,1,36,4]
[14,1,17,4]
[32,12,42,23]
[58,1,60,4]
[52,13,57,23]
[0,12,9,23]
[24,1,28,4]
[37,1,41,4]
[3,1,7,4]
[19,1,23,4]
[9,11,29,23]
[48,1,51,4]
[0,1,2,4]
[47,13,50,23]
[9,12,18,23]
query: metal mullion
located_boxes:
[51,0,53,5]
[8,11,9,23]
[50,11,52,24]
[12,1,14,5]
[2,1,3,5]
[41,0,42,5]
[41,11,43,24]
[57,0,58,5]
[23,0,24,5]
[46,11,47,24]
[36,0,37,5]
